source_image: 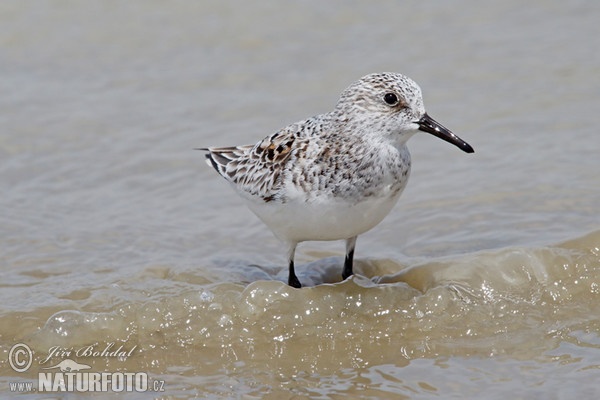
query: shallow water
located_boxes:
[1,1,600,398]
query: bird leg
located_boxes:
[287,243,301,288]
[342,236,357,280]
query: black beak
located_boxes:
[417,113,474,153]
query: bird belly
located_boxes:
[245,186,405,243]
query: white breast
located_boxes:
[245,182,407,243]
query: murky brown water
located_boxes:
[1,2,599,398]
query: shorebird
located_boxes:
[200,72,473,288]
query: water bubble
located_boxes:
[199,290,215,303]
[218,314,233,327]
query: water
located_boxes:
[1,1,599,398]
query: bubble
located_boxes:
[199,290,214,303]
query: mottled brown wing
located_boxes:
[202,130,298,202]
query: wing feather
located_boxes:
[202,131,300,202]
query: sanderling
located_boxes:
[200,72,473,288]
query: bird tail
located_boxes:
[196,146,252,180]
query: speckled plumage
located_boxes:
[201,72,474,288]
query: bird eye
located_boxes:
[383,92,399,106]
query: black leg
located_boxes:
[287,243,301,288]
[288,259,301,288]
[342,236,357,280]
